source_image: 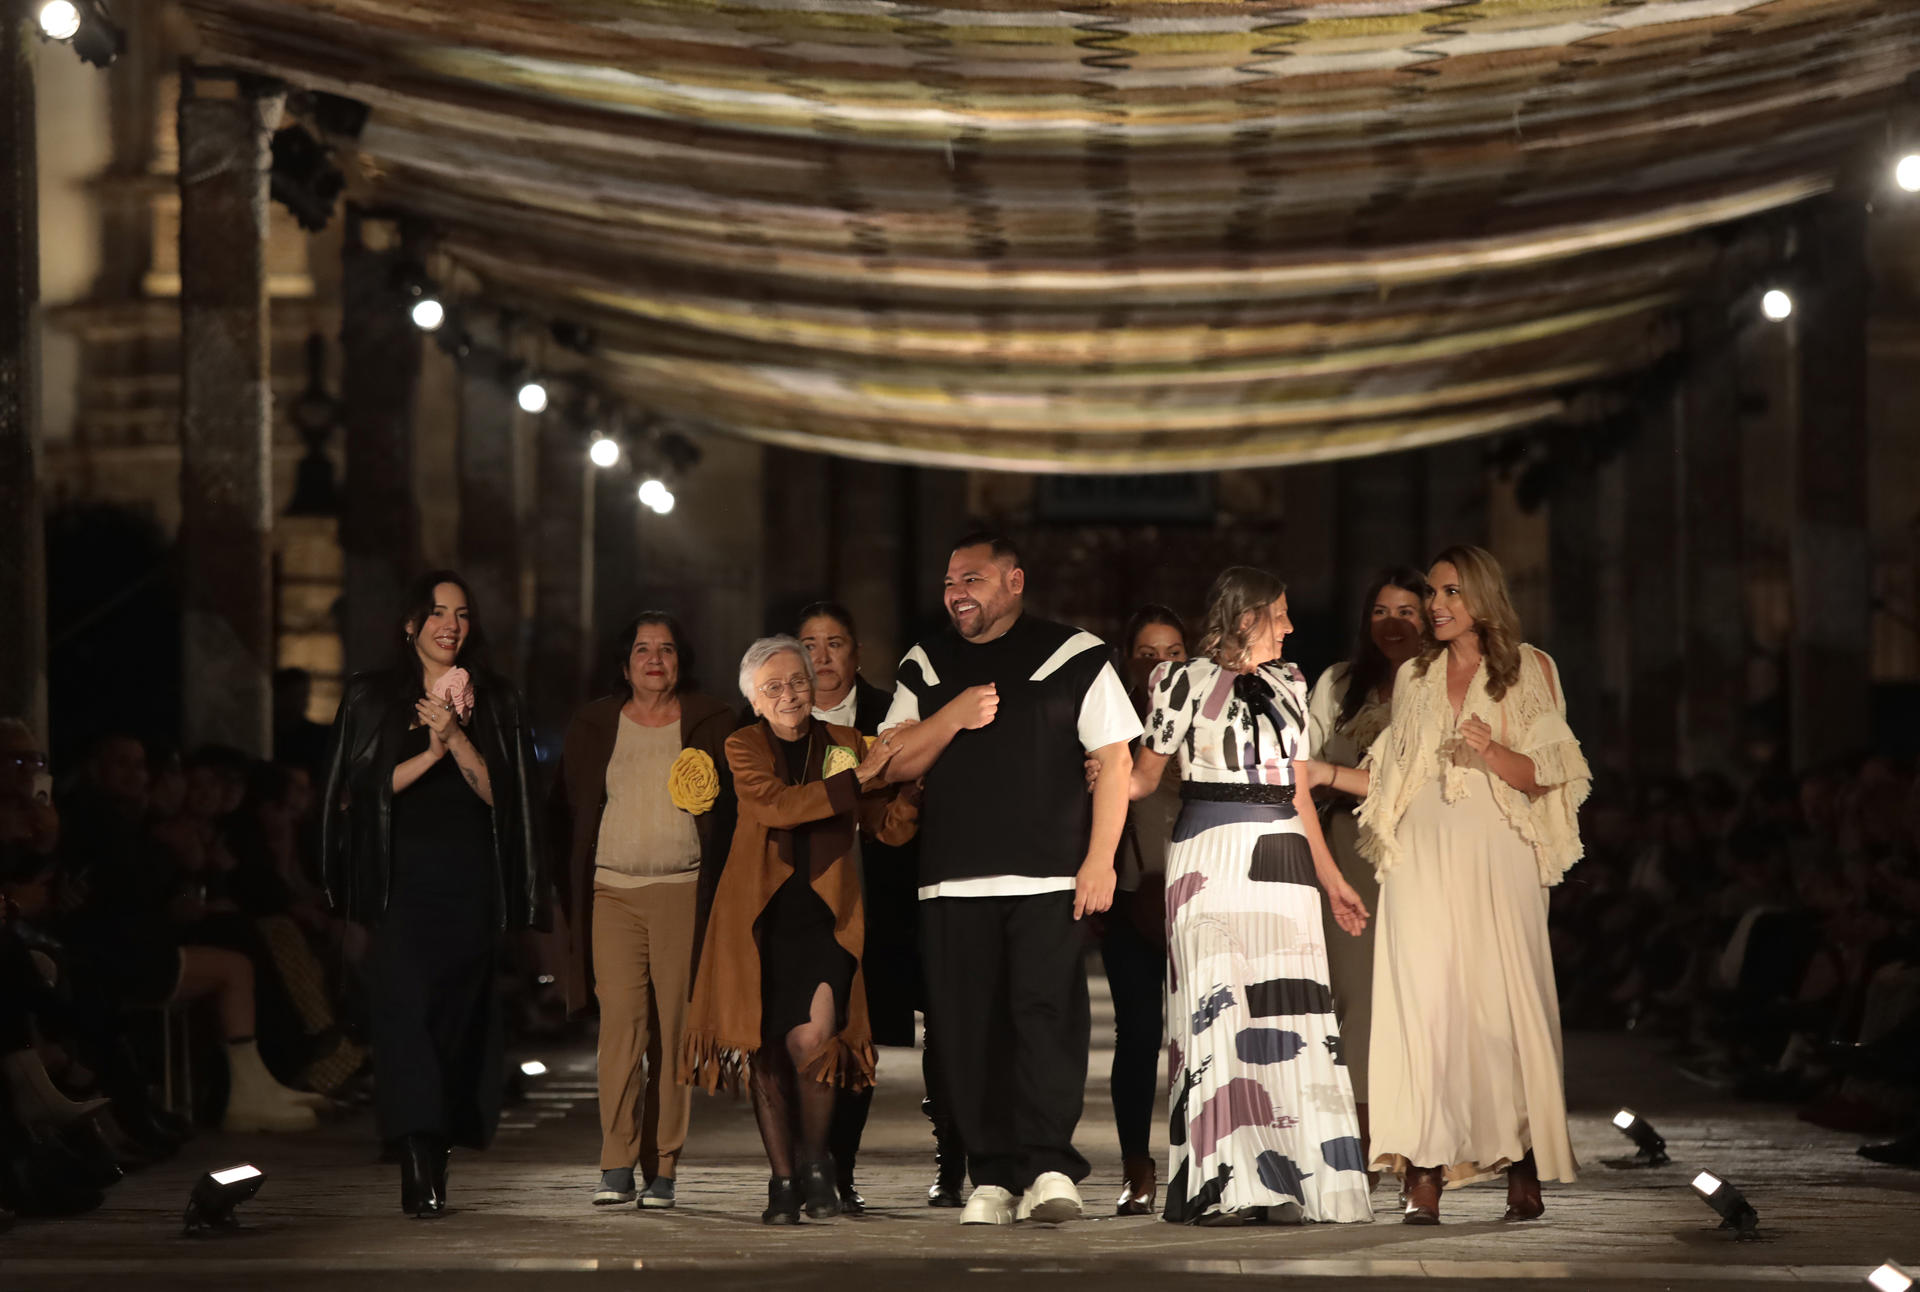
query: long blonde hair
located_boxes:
[1415,544,1524,700]
[1197,566,1287,671]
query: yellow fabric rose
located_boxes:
[822,745,857,779]
[668,747,720,815]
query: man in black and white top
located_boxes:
[878,533,1139,1225]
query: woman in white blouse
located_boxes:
[1305,566,1430,1183]
[1301,546,1590,1226]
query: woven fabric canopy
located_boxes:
[182,0,1920,471]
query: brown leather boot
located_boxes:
[1116,1155,1157,1216]
[1401,1164,1442,1225]
[1504,1150,1543,1221]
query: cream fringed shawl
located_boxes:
[1355,645,1591,887]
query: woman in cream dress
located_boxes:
[1305,567,1429,1179]
[1302,546,1589,1225]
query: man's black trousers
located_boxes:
[920,890,1091,1193]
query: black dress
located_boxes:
[369,726,504,1149]
[757,731,854,1047]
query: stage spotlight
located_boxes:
[588,436,621,469]
[38,2,80,40]
[410,297,445,332]
[1608,1108,1670,1167]
[517,381,549,414]
[269,125,346,233]
[182,1163,264,1236]
[520,1060,548,1077]
[1898,155,1920,194]
[39,0,123,67]
[1761,289,1794,322]
[1869,1262,1914,1292]
[638,478,673,513]
[1690,1169,1760,1239]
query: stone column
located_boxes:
[828,459,907,684]
[527,423,594,741]
[591,465,641,685]
[1790,198,1872,769]
[1335,452,1424,627]
[1280,463,1340,668]
[1548,455,1604,749]
[904,467,970,648]
[1679,321,1747,775]
[177,74,284,755]
[456,362,526,688]
[760,446,833,633]
[1423,441,1489,556]
[338,209,423,675]
[1622,391,1685,776]
[0,17,46,734]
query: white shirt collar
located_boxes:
[812,687,860,728]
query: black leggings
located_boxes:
[1101,890,1166,1162]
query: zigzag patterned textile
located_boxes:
[182,0,1920,470]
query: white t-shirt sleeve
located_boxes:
[880,683,920,733]
[879,644,935,733]
[1078,661,1143,751]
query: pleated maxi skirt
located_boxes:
[1368,771,1577,1186]
[1163,800,1372,1223]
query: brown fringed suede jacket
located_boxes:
[679,720,918,1094]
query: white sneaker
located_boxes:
[959,1185,1018,1225]
[1021,1172,1083,1224]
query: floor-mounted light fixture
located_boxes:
[1869,1262,1914,1292]
[1690,1169,1760,1239]
[1606,1108,1670,1168]
[183,1163,264,1236]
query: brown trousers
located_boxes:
[592,880,697,1176]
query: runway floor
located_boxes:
[7,973,1915,1290]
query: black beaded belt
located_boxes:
[1181,782,1294,805]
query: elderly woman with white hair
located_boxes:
[680,635,920,1225]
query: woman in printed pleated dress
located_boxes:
[1129,567,1372,1226]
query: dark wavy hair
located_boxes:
[1338,566,1433,729]
[796,600,858,640]
[390,569,488,704]
[617,611,695,697]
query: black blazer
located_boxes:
[318,670,549,932]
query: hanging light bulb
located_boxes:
[409,297,445,332]
[637,478,668,510]
[652,488,676,515]
[1760,289,1793,322]
[38,1,81,40]
[1897,154,1920,194]
[517,380,549,414]
[588,436,621,469]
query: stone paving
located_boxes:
[6,981,1917,1291]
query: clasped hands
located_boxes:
[414,696,469,757]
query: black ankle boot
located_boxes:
[762,1175,801,1225]
[432,1140,450,1203]
[400,1135,446,1218]
[801,1157,841,1219]
[924,1096,965,1207]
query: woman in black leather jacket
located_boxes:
[320,569,547,1218]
